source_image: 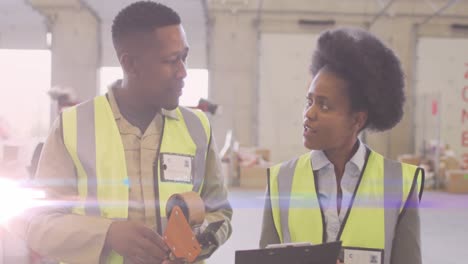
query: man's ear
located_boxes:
[120,52,138,77]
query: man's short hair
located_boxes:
[112,1,181,46]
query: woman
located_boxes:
[260,27,424,264]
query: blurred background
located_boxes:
[0,0,467,263]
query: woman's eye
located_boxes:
[321,104,329,110]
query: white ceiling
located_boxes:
[0,0,44,25]
[0,0,208,67]
[1,0,466,60]
[82,0,208,67]
[83,0,206,21]
[0,0,47,49]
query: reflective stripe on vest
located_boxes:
[269,150,423,264]
[62,96,210,264]
[62,96,128,218]
[157,107,210,234]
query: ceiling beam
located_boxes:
[419,0,460,25]
[368,0,397,28]
[27,0,82,9]
[423,0,438,12]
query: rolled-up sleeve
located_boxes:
[199,134,233,248]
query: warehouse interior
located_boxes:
[0,0,467,263]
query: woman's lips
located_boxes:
[303,124,318,137]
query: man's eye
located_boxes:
[164,58,178,64]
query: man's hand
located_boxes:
[105,221,170,264]
[162,259,185,264]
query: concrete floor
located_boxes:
[207,189,468,264]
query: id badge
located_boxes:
[343,247,383,264]
[160,153,194,183]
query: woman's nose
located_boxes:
[304,105,318,121]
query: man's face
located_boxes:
[133,24,189,110]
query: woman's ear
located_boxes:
[354,111,368,132]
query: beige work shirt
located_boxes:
[9,86,232,263]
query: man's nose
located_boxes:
[176,59,187,79]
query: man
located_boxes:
[11,2,232,263]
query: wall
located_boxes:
[208,11,258,149]
[0,0,47,49]
[257,33,315,162]
[28,0,100,123]
[207,0,468,161]
[415,37,468,168]
[3,0,468,160]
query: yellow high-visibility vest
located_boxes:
[269,150,424,264]
[62,95,211,264]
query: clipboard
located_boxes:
[235,241,342,264]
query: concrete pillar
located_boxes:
[208,12,258,147]
[28,0,100,121]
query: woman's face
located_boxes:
[303,68,365,151]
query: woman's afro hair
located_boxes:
[310,27,405,132]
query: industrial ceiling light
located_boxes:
[451,23,468,30]
[298,19,336,26]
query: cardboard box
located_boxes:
[397,154,420,166]
[239,165,268,189]
[440,156,460,170]
[254,148,271,162]
[238,147,271,162]
[436,156,460,188]
[2,144,19,162]
[445,170,468,194]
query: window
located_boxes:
[99,67,209,106]
[99,67,123,95]
[0,49,51,139]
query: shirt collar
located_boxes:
[351,140,367,172]
[310,139,367,173]
[106,79,179,121]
